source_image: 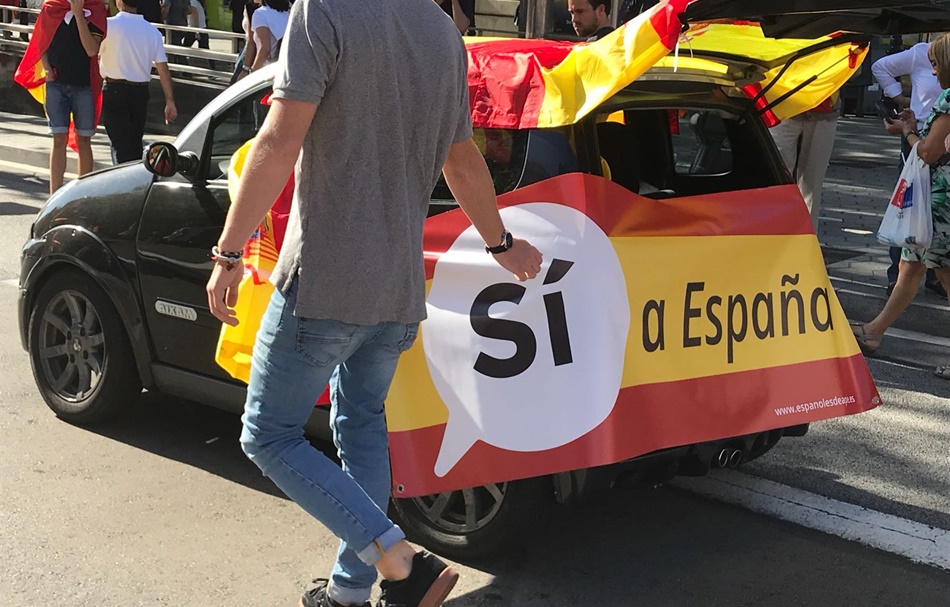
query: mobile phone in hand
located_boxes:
[875,98,899,123]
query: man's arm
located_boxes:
[248,27,271,71]
[442,138,542,281]
[450,0,471,34]
[206,98,316,324]
[155,62,177,124]
[871,47,915,106]
[68,0,102,57]
[40,53,54,80]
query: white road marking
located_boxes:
[673,470,950,571]
[885,327,950,348]
[1,279,19,288]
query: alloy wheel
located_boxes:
[37,289,105,403]
[410,483,509,534]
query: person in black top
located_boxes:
[137,0,162,23]
[568,0,613,41]
[41,0,104,193]
[437,0,474,35]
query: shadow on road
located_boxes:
[0,201,41,216]
[79,390,339,501]
[444,486,950,606]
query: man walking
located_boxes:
[205,1,542,606]
[99,0,177,164]
[15,0,106,194]
[568,0,613,41]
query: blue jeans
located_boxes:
[240,277,417,605]
[44,81,95,137]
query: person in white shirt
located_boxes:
[98,0,176,163]
[872,41,947,298]
[235,0,289,81]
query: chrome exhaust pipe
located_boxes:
[728,449,742,468]
[716,448,730,468]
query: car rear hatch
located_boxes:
[682,0,950,39]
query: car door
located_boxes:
[136,84,272,381]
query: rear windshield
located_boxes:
[593,106,779,199]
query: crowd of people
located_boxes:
[850,34,950,380]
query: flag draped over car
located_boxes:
[14,0,107,151]
[466,0,689,129]
[681,22,868,123]
[464,3,867,130]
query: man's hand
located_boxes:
[68,0,84,18]
[206,262,245,326]
[884,118,906,135]
[491,238,543,281]
[164,101,177,124]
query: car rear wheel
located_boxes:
[390,476,552,561]
[28,269,141,424]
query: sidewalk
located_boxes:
[0,110,173,173]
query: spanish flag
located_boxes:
[466,0,689,129]
[681,22,868,124]
[14,0,107,150]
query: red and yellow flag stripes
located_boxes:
[465,0,689,129]
[386,175,879,497]
[682,22,869,121]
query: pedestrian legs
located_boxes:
[795,117,838,229]
[102,83,151,164]
[240,278,416,606]
[48,133,68,194]
[770,117,838,230]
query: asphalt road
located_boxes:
[2,161,949,606]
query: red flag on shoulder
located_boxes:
[14,0,107,151]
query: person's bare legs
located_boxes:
[76,135,94,177]
[49,133,68,194]
[857,259,927,348]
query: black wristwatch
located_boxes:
[485,230,513,254]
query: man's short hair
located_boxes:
[591,0,611,15]
[122,0,139,8]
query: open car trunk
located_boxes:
[683,0,950,38]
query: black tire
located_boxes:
[28,269,142,425]
[390,476,552,561]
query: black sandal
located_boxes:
[935,365,950,380]
[850,321,882,357]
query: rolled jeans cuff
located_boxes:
[355,524,406,566]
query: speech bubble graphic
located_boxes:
[423,203,630,477]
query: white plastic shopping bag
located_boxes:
[877,142,933,249]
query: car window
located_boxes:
[430,127,577,207]
[672,110,734,175]
[595,106,775,198]
[206,89,272,180]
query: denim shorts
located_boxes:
[45,81,95,137]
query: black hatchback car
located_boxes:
[19,3,945,558]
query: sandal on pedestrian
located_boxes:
[849,321,882,357]
[935,365,950,380]
[377,551,459,607]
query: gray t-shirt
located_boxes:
[270,0,473,325]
